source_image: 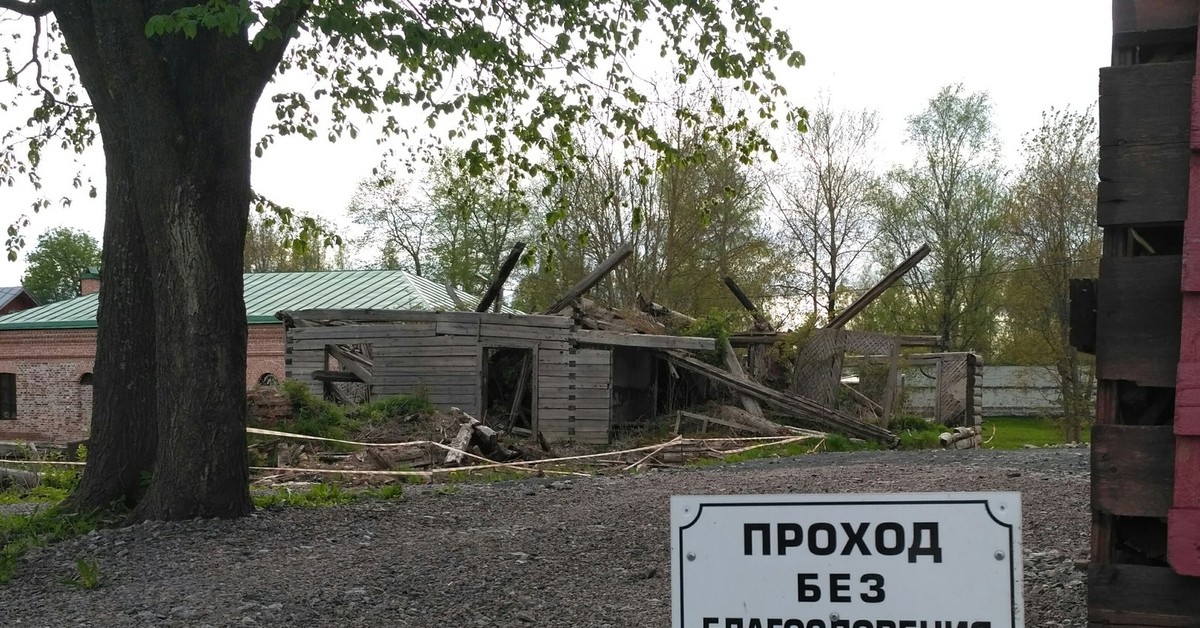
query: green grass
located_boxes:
[982,417,1091,450]
[252,482,405,509]
[0,508,98,584]
[63,557,102,589]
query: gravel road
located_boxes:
[0,448,1090,627]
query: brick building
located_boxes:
[0,269,491,443]
[0,286,39,316]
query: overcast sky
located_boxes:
[0,0,1112,287]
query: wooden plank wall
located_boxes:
[1098,61,1193,226]
[537,348,612,444]
[283,310,616,443]
[1089,2,1200,625]
[1095,256,1183,387]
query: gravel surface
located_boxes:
[0,448,1089,627]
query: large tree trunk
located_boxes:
[130,118,256,520]
[54,3,290,520]
[61,145,159,513]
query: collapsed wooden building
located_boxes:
[277,239,986,448]
[279,306,898,445]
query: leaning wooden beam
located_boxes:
[311,369,362,383]
[721,339,765,418]
[827,243,931,329]
[663,351,897,444]
[574,329,716,351]
[326,345,374,384]
[476,242,526,312]
[543,242,635,314]
[722,276,773,331]
[445,283,467,310]
[841,382,884,414]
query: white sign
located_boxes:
[671,492,1022,628]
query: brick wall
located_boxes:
[0,324,287,443]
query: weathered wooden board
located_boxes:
[286,309,441,323]
[539,350,613,365]
[1092,425,1174,517]
[369,347,482,359]
[1099,62,1193,148]
[538,387,612,400]
[572,329,716,351]
[435,311,574,328]
[1096,256,1182,387]
[537,398,612,410]
[536,378,612,390]
[1098,143,1190,226]
[373,367,480,377]
[435,320,573,342]
[290,323,436,337]
[1089,564,1200,626]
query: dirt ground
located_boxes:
[0,448,1090,627]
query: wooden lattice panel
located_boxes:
[790,329,846,407]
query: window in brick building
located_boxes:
[0,373,15,419]
[80,373,93,385]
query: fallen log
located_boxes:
[0,466,39,490]
[939,426,982,449]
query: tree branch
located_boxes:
[249,0,313,82]
[0,0,51,17]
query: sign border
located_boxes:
[673,493,1021,628]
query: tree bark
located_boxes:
[53,1,292,520]
[61,145,159,513]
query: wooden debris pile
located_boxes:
[566,297,899,445]
[247,410,827,482]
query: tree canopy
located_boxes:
[20,226,101,303]
[0,0,806,520]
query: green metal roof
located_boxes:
[0,270,517,331]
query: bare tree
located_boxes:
[773,98,880,322]
[347,172,435,275]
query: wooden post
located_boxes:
[827,244,930,329]
[476,242,526,312]
[543,242,635,314]
[880,339,901,429]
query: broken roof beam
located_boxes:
[311,369,363,383]
[475,242,526,313]
[636,293,697,326]
[663,351,897,444]
[722,276,773,331]
[543,242,635,314]
[573,329,716,352]
[326,344,374,384]
[728,332,779,346]
[445,283,467,310]
[827,243,931,329]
